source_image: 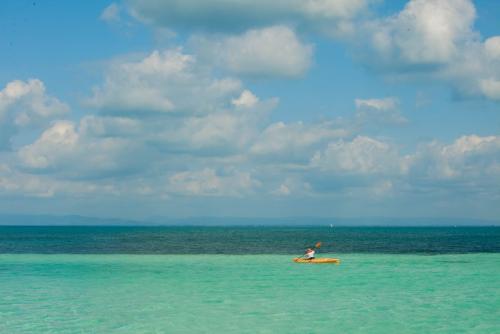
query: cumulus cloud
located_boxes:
[302,133,500,198]
[18,120,149,179]
[192,26,313,78]
[270,177,312,197]
[19,121,78,170]
[0,156,135,198]
[9,48,281,190]
[355,97,407,125]
[250,121,349,163]
[311,136,401,175]
[79,115,144,138]
[3,1,499,216]
[365,0,477,66]
[272,183,291,196]
[0,79,69,149]
[479,78,500,101]
[88,48,248,116]
[13,113,268,195]
[406,135,500,186]
[85,47,279,157]
[127,0,371,35]
[168,168,260,196]
[7,60,497,204]
[355,97,398,111]
[124,0,500,102]
[151,107,272,155]
[7,107,500,204]
[0,161,56,198]
[443,36,500,100]
[232,90,259,108]
[484,36,500,59]
[357,0,500,101]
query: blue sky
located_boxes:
[0,0,499,220]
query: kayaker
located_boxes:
[304,248,315,260]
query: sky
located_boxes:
[0,0,499,221]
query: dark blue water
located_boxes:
[0,226,498,254]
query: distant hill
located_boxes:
[0,214,141,226]
[0,214,498,226]
[148,216,500,226]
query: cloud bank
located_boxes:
[2,48,497,210]
[1,0,499,219]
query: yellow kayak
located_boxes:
[293,258,340,264]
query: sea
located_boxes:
[0,226,499,333]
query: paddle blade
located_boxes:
[315,242,322,248]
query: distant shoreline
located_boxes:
[0,224,499,227]
[0,214,499,227]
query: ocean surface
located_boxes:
[1,226,499,254]
[1,227,499,333]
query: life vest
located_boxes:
[305,249,315,259]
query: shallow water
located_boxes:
[1,253,499,333]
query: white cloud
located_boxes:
[270,177,312,197]
[79,115,144,138]
[5,59,497,205]
[0,161,55,197]
[355,97,397,111]
[355,97,407,125]
[168,168,260,196]
[311,136,401,174]
[356,0,500,101]
[88,49,245,116]
[406,135,500,183]
[18,120,148,179]
[301,0,368,20]
[366,0,477,66]
[232,90,259,108]
[480,79,500,101]
[19,121,78,169]
[85,48,279,156]
[272,183,291,196]
[127,0,371,35]
[154,108,267,155]
[192,26,313,78]
[305,134,500,197]
[442,35,500,100]
[125,0,500,102]
[2,29,497,210]
[484,36,500,59]
[6,102,500,204]
[250,121,349,163]
[100,3,121,23]
[5,48,283,198]
[0,79,69,149]
[0,159,127,198]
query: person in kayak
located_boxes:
[304,247,315,260]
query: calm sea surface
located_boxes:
[1,226,499,254]
[1,227,499,333]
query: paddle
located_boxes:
[297,241,322,259]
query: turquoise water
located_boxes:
[1,254,499,333]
